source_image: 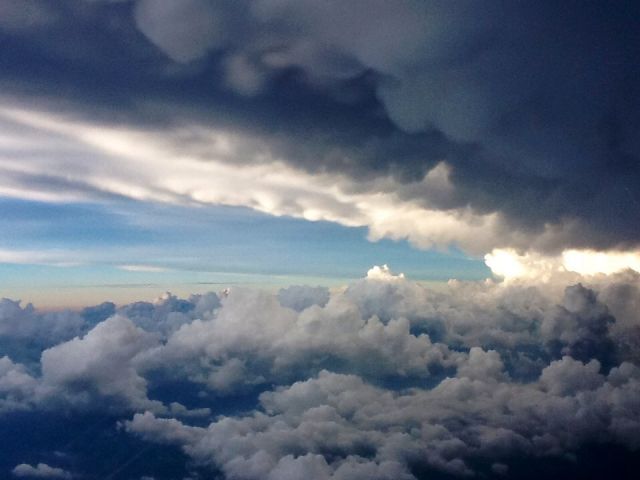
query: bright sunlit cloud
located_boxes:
[562,249,640,276]
[1,101,615,260]
[486,248,640,282]
[365,264,405,281]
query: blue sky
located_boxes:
[0,196,489,308]
[0,0,637,313]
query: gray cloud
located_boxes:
[117,292,221,337]
[136,0,640,251]
[1,269,639,477]
[140,286,459,392]
[0,356,37,413]
[0,299,87,365]
[1,1,638,254]
[277,285,330,312]
[126,360,640,479]
[12,463,72,479]
[134,0,228,63]
[39,315,164,412]
[0,299,85,343]
[0,0,58,33]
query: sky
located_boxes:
[1,1,640,479]
[0,196,488,308]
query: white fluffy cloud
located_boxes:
[485,248,640,282]
[1,268,640,477]
[126,359,640,479]
[40,315,164,412]
[141,284,458,392]
[365,264,405,281]
[0,103,505,255]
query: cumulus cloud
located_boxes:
[126,360,640,479]
[0,299,85,343]
[366,264,405,281]
[12,463,72,479]
[140,283,457,392]
[0,356,37,413]
[40,315,164,412]
[0,298,88,366]
[1,268,640,477]
[278,285,330,312]
[118,291,220,337]
[485,248,640,282]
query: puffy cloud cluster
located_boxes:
[118,291,221,336]
[39,315,163,412]
[0,298,84,344]
[127,358,640,479]
[0,356,37,413]
[141,285,456,393]
[0,299,87,365]
[1,268,640,478]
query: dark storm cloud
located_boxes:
[1,0,638,252]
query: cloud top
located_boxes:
[1,268,640,477]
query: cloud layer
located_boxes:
[1,3,640,478]
[0,0,638,257]
[2,268,640,478]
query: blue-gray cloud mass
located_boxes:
[2,270,640,478]
[0,0,638,252]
